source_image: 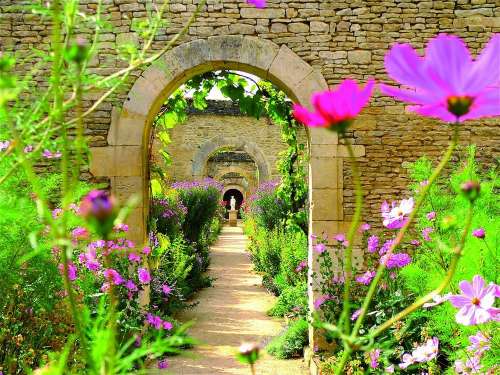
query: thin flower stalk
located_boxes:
[338,140,363,332]
[335,123,460,374]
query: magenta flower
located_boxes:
[472,228,485,239]
[313,295,331,310]
[138,267,151,284]
[356,270,376,285]
[24,145,33,153]
[58,262,77,282]
[422,227,434,241]
[142,246,151,255]
[52,208,63,219]
[454,357,482,374]
[381,198,414,229]
[334,233,346,242]
[157,358,169,369]
[162,284,172,296]
[381,253,411,269]
[247,0,266,8]
[385,365,395,373]
[426,211,436,221]
[125,280,138,292]
[71,227,89,240]
[398,353,416,369]
[380,33,500,122]
[449,275,498,325]
[114,223,129,232]
[368,349,380,369]
[367,235,379,253]
[313,243,326,254]
[103,268,124,285]
[79,249,100,271]
[292,79,375,131]
[351,308,362,321]
[128,253,141,263]
[295,259,307,272]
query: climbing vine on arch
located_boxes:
[152,70,309,233]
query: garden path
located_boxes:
[160,225,308,375]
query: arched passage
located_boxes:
[89,36,364,345]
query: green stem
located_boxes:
[338,140,363,332]
[335,123,460,374]
[370,202,473,337]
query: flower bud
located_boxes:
[64,37,89,65]
[237,342,260,365]
[80,190,117,237]
[460,180,481,202]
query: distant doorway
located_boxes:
[223,188,244,218]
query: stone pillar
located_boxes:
[228,210,238,226]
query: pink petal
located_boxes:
[407,103,457,123]
[461,88,500,121]
[455,305,475,325]
[313,90,339,122]
[472,307,492,325]
[465,33,500,92]
[379,84,437,105]
[459,279,476,298]
[472,275,485,297]
[425,34,473,94]
[449,294,470,308]
[292,104,328,127]
[479,291,495,309]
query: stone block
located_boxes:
[110,176,144,207]
[310,21,329,33]
[116,32,138,47]
[208,35,244,62]
[124,207,146,246]
[240,7,285,19]
[309,157,343,190]
[347,50,372,64]
[90,146,143,177]
[311,144,365,158]
[311,188,343,221]
[288,22,309,33]
[269,45,314,98]
[239,36,280,76]
[309,127,338,146]
[294,70,329,108]
[107,108,147,146]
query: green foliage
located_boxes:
[266,318,309,359]
[268,283,308,318]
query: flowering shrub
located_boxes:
[243,180,288,231]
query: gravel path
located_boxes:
[159,225,308,375]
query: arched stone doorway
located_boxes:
[222,188,244,218]
[89,36,364,344]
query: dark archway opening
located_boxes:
[223,189,244,218]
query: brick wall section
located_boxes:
[1,0,499,227]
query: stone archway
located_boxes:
[89,36,365,345]
[192,137,269,182]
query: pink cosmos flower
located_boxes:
[368,349,380,369]
[314,243,326,254]
[467,331,490,355]
[138,268,151,284]
[472,228,485,239]
[412,337,439,363]
[381,198,414,229]
[0,140,10,151]
[356,270,376,285]
[380,33,500,122]
[103,268,124,285]
[399,353,416,369]
[292,79,375,131]
[449,275,498,325]
[454,357,482,374]
[247,0,266,8]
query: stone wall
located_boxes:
[2,0,498,229]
